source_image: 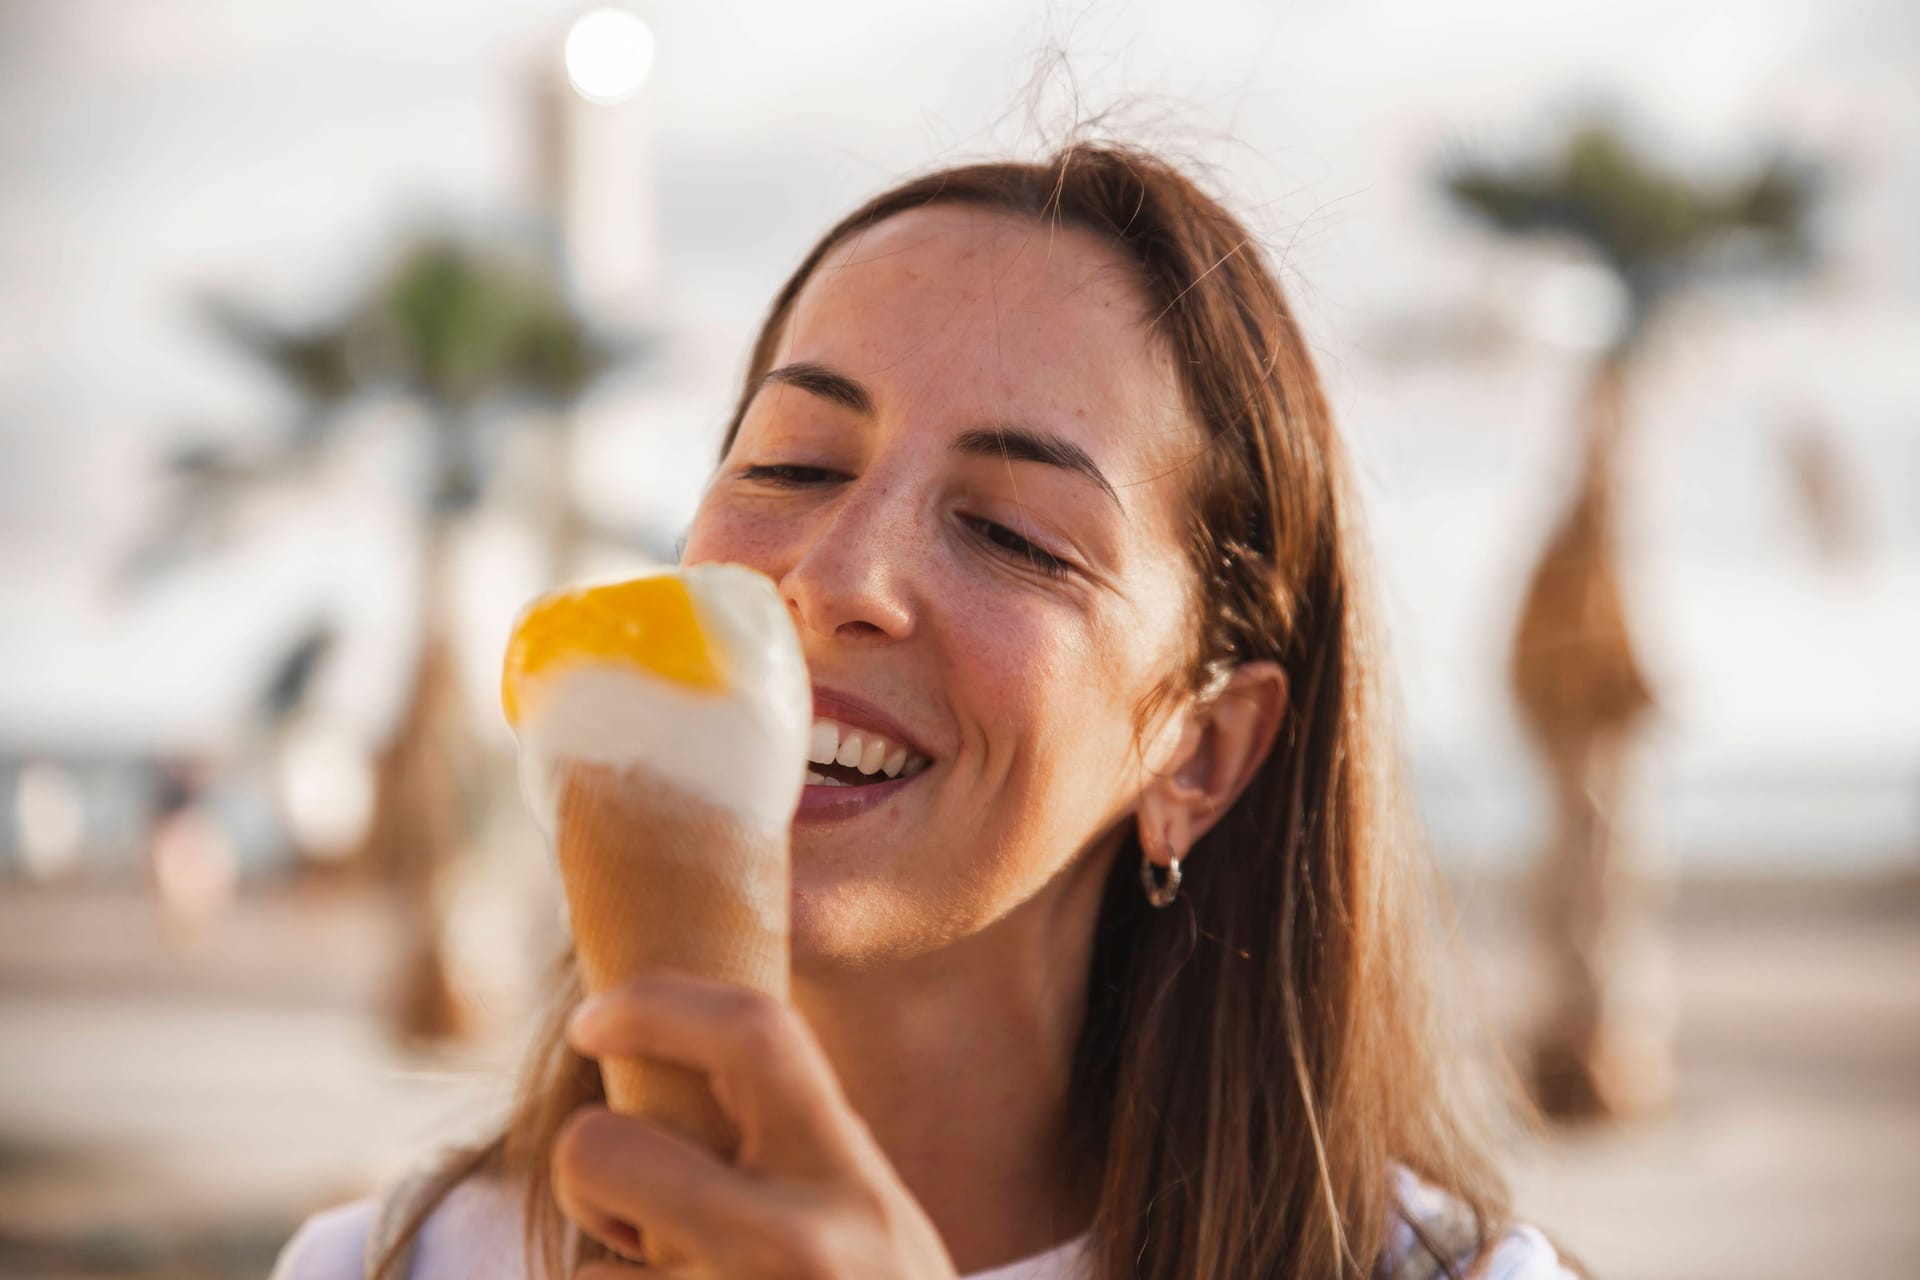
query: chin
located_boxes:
[787,832,884,951]
[788,873,876,972]
[787,871,945,975]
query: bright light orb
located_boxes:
[565,7,656,105]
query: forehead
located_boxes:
[775,205,1197,487]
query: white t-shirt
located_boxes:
[268,1167,1572,1279]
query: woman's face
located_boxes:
[683,205,1204,965]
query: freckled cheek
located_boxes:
[681,505,798,576]
[938,590,1084,784]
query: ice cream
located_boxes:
[501,564,809,1170]
[504,565,811,843]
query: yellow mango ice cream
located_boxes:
[501,573,726,724]
[500,563,811,838]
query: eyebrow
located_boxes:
[950,426,1119,508]
[755,361,1120,508]
[757,361,874,416]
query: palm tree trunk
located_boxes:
[357,522,474,1045]
[1511,351,1670,1121]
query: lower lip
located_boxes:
[793,768,927,823]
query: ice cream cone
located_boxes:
[555,759,790,1158]
[500,565,811,1268]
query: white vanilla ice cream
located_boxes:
[501,563,812,839]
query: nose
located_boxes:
[780,479,918,645]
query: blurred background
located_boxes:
[1,1,1915,1276]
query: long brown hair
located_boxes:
[371,141,1515,1280]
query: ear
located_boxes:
[1136,662,1288,869]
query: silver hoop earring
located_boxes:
[1140,849,1183,908]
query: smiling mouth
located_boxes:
[803,716,931,788]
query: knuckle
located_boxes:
[772,1218,840,1280]
[730,991,797,1058]
[842,1173,894,1225]
[719,1206,838,1280]
[551,1106,614,1181]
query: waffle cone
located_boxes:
[555,761,790,1162]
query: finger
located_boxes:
[553,1105,776,1266]
[568,974,869,1176]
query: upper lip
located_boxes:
[809,684,934,761]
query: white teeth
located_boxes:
[807,721,839,766]
[805,716,931,786]
[835,732,865,768]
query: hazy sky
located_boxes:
[2,0,1914,861]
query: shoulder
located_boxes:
[268,1199,375,1280]
[1472,1225,1576,1280]
[1385,1167,1576,1280]
[268,1177,527,1280]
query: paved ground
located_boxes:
[1,874,1916,1279]
[1472,879,1920,1279]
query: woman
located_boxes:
[273,142,1572,1279]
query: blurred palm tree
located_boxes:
[204,236,615,504]
[1442,119,1819,1121]
[136,233,624,1043]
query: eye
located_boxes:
[967,517,1072,579]
[737,463,845,487]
